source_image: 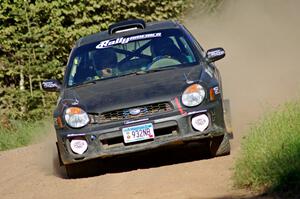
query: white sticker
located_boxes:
[42,81,57,88]
[96,32,162,49]
[213,86,220,95]
[70,139,88,154]
[207,49,224,58]
[192,114,209,132]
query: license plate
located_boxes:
[122,123,155,143]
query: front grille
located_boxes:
[90,102,173,124]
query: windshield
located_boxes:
[66,29,200,86]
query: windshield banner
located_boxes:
[96,32,162,49]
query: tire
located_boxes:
[209,133,231,157]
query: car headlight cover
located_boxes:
[192,114,209,132]
[182,84,205,107]
[70,137,88,154]
[64,107,89,128]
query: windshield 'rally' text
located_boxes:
[96,32,162,49]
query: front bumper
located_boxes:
[57,101,226,165]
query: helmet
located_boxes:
[93,48,117,77]
[93,48,117,69]
[151,37,182,58]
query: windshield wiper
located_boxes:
[117,71,141,78]
[117,68,174,76]
[136,66,177,74]
[71,76,118,88]
[70,80,96,88]
[72,67,178,87]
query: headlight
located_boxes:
[64,107,89,128]
[182,84,205,107]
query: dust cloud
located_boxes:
[184,0,300,139]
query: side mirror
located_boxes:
[42,79,61,92]
[206,48,225,63]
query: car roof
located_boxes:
[75,20,182,48]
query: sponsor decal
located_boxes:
[42,81,57,88]
[96,32,162,49]
[213,86,220,95]
[207,49,225,58]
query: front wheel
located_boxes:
[209,133,231,157]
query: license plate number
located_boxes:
[122,123,155,143]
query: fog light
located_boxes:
[192,114,209,132]
[70,137,88,154]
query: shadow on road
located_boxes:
[104,142,211,174]
[53,142,211,179]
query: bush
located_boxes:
[234,101,300,194]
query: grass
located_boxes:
[234,100,300,196]
[0,118,51,151]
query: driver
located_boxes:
[93,48,118,78]
[150,37,186,63]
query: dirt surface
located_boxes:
[1,0,300,198]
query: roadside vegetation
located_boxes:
[0,117,51,151]
[234,100,300,197]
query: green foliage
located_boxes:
[0,0,193,121]
[234,100,300,194]
[0,118,51,151]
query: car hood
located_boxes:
[63,65,203,113]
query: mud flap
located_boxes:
[56,142,63,166]
[210,133,231,157]
[223,99,233,139]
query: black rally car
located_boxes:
[43,19,232,178]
